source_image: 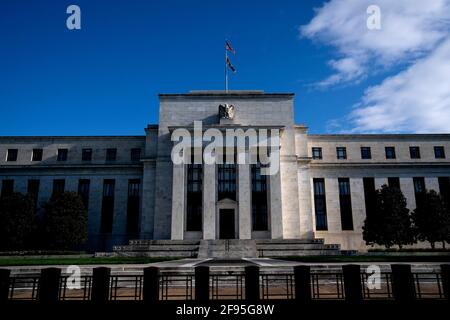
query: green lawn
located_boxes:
[0,256,181,266]
[279,255,450,263]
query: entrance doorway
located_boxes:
[219,209,235,239]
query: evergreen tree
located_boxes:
[412,189,450,249]
[42,192,88,250]
[363,185,415,249]
[0,192,37,250]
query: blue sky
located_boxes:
[1,0,450,136]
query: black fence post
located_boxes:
[441,264,450,301]
[245,265,260,302]
[294,265,311,303]
[343,264,362,303]
[391,264,415,302]
[38,268,61,302]
[0,269,11,302]
[195,266,210,302]
[143,266,160,303]
[91,267,111,303]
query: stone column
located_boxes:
[350,178,365,232]
[203,163,216,239]
[400,177,416,210]
[425,177,440,193]
[298,163,314,239]
[269,167,283,239]
[170,163,185,240]
[238,163,251,239]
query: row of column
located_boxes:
[170,162,283,240]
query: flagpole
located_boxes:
[225,40,228,92]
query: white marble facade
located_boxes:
[1,91,450,251]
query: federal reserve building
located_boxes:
[1,91,450,255]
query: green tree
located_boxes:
[363,184,415,249]
[412,190,450,249]
[42,192,88,250]
[0,192,37,250]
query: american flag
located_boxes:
[226,41,236,55]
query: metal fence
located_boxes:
[1,264,449,302]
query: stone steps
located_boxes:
[106,240,201,258]
[99,238,343,258]
[256,239,341,257]
[198,240,257,259]
[256,239,325,245]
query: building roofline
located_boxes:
[159,91,294,98]
[0,135,145,140]
[308,133,450,140]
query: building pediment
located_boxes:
[217,198,237,205]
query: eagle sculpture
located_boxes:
[218,104,235,120]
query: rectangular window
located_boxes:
[363,178,376,218]
[186,162,203,232]
[388,177,401,190]
[32,149,43,161]
[1,180,14,197]
[27,179,40,209]
[361,147,372,159]
[312,147,322,160]
[413,177,426,207]
[106,148,117,161]
[6,149,18,162]
[438,177,450,205]
[218,153,236,201]
[338,178,353,230]
[336,147,347,160]
[313,178,328,231]
[52,179,65,197]
[385,147,396,159]
[131,148,141,161]
[434,146,445,159]
[409,146,421,159]
[100,179,115,233]
[82,148,92,161]
[252,163,268,231]
[78,179,90,210]
[57,148,68,161]
[127,179,141,233]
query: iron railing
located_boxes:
[3,269,448,301]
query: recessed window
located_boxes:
[100,179,115,233]
[361,147,371,159]
[313,178,327,231]
[336,147,347,160]
[6,149,18,162]
[78,179,90,210]
[1,179,14,196]
[385,147,396,159]
[131,148,141,161]
[434,146,445,159]
[388,177,400,189]
[338,178,353,230]
[409,146,421,159]
[82,148,92,161]
[106,148,117,161]
[413,177,426,207]
[57,149,68,161]
[312,147,322,160]
[32,149,43,161]
[52,179,65,197]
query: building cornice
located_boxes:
[308,134,450,141]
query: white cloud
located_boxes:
[350,39,450,133]
[301,0,450,132]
